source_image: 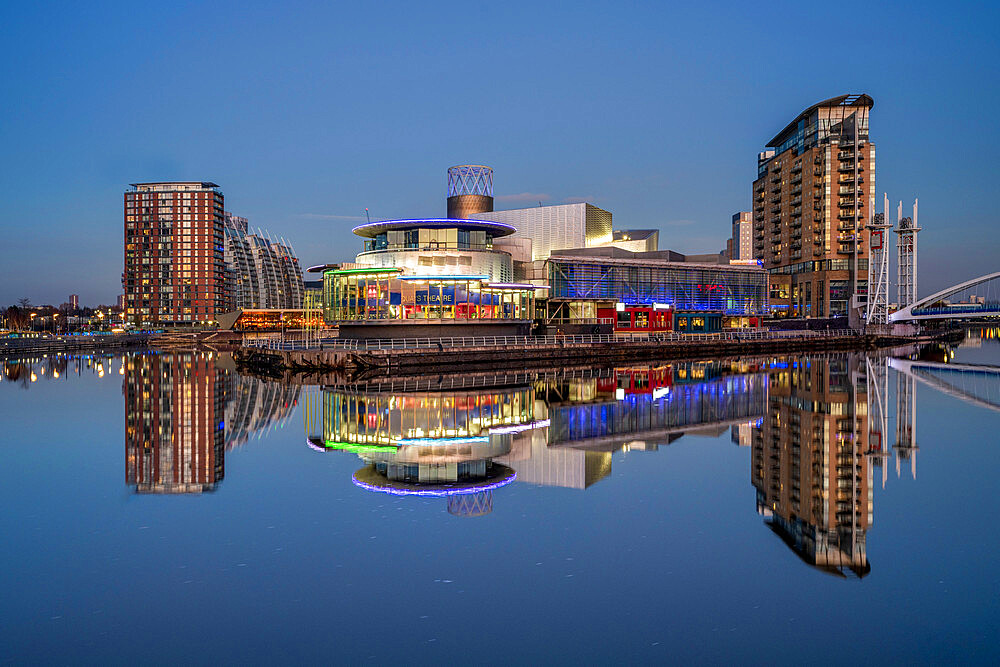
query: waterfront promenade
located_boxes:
[236,328,958,379]
[0,333,149,359]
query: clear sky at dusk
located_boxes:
[1,0,997,305]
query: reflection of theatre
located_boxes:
[307,361,768,501]
[751,355,874,577]
[124,352,303,494]
[537,363,768,451]
[124,353,226,494]
[306,386,535,516]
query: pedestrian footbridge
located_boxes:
[890,272,1000,322]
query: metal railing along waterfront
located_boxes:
[242,328,860,352]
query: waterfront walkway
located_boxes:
[242,328,857,352]
[236,328,947,380]
[0,333,149,358]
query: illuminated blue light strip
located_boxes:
[352,472,517,497]
[351,218,517,235]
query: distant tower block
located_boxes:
[447,165,494,219]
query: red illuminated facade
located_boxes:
[123,182,229,326]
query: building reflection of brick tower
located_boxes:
[124,352,226,494]
[751,354,873,577]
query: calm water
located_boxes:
[2,330,999,664]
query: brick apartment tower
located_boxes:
[123,182,228,326]
[752,95,873,318]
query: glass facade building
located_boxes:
[352,218,514,282]
[224,213,304,310]
[325,268,537,323]
[546,255,768,316]
[753,94,874,317]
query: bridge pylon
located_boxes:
[866,194,893,325]
[895,199,921,309]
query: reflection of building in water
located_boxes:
[893,368,918,480]
[752,355,873,577]
[730,421,757,447]
[224,376,301,449]
[305,386,532,516]
[307,362,767,499]
[124,352,226,494]
[124,352,302,494]
[2,352,118,387]
[542,363,768,452]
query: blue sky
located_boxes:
[1,0,997,305]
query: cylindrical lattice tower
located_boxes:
[447,165,493,219]
[447,491,494,518]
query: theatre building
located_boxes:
[324,218,545,338]
[539,247,768,335]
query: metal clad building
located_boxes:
[475,203,613,262]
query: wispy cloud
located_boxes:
[298,213,367,221]
[495,192,551,203]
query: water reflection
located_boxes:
[123,351,300,494]
[305,386,529,515]
[751,354,873,578]
[12,330,997,577]
[2,351,120,386]
[303,361,769,515]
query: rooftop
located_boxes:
[128,182,221,192]
[613,229,658,241]
[767,94,874,148]
[351,218,516,239]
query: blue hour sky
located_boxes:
[1,0,997,305]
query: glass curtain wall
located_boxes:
[328,270,535,322]
[548,260,767,316]
[323,389,535,445]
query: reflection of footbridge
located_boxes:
[865,353,1000,486]
[888,358,1000,414]
[890,272,1000,322]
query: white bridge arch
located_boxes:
[889,272,1000,322]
